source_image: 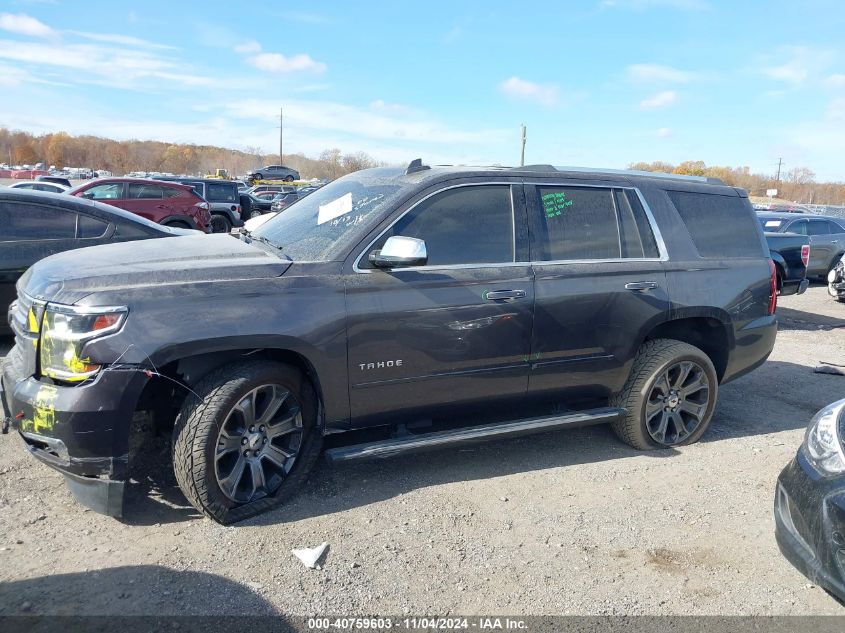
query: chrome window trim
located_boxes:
[352,182,669,274]
[352,182,519,273]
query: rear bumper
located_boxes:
[781,278,810,296]
[775,453,845,603]
[722,314,777,384]
[2,347,147,517]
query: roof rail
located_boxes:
[405,158,430,175]
[549,165,724,185]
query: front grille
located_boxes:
[10,291,43,344]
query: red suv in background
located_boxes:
[68,178,211,232]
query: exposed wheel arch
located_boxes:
[642,316,731,382]
[132,347,325,438]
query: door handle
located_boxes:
[625,281,659,292]
[484,289,527,301]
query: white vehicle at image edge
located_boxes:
[243,211,277,231]
[828,254,845,302]
[7,181,70,194]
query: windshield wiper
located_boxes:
[248,233,291,261]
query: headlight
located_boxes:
[803,399,845,476]
[40,304,128,383]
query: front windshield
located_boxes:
[252,170,404,262]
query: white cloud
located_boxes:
[656,127,672,137]
[760,46,834,86]
[499,76,559,106]
[0,12,54,37]
[640,90,678,109]
[224,98,508,147]
[234,40,261,54]
[0,38,217,90]
[443,25,462,44]
[825,73,845,88]
[627,63,694,83]
[69,31,175,50]
[247,52,326,73]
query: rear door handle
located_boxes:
[484,289,527,301]
[625,281,659,292]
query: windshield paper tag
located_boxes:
[765,220,781,227]
[318,193,353,225]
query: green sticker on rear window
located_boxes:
[541,191,574,219]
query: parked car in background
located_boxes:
[36,175,73,188]
[757,212,845,279]
[828,254,845,302]
[2,162,777,523]
[240,193,274,219]
[246,184,294,197]
[764,232,810,296]
[67,178,211,232]
[0,189,195,334]
[269,191,299,212]
[776,398,845,603]
[7,180,69,194]
[246,165,300,182]
[156,177,243,233]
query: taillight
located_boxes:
[195,201,209,210]
[768,259,777,315]
[801,244,810,268]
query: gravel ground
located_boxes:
[0,284,844,617]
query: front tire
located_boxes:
[284,175,294,182]
[172,361,322,524]
[610,339,718,450]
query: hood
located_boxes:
[20,233,291,304]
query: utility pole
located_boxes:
[520,123,526,167]
[775,157,783,184]
[279,107,284,163]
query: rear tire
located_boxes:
[284,175,294,182]
[209,214,232,233]
[165,220,191,229]
[172,361,322,524]
[610,339,718,450]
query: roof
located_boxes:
[755,211,843,221]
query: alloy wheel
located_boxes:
[214,384,303,503]
[644,360,711,446]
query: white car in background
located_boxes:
[7,180,69,194]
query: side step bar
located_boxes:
[324,407,625,464]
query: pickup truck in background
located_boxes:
[765,232,810,296]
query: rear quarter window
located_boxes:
[207,183,238,203]
[666,190,764,259]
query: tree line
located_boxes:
[1,127,843,203]
[0,128,381,182]
[628,160,844,205]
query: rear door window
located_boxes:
[827,220,845,235]
[129,183,166,199]
[808,221,830,236]
[0,202,77,241]
[666,190,764,258]
[77,214,108,238]
[533,186,638,261]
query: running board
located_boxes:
[324,407,625,464]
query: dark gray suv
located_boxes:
[2,161,777,524]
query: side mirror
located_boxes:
[82,192,94,199]
[369,236,427,269]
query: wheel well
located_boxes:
[644,317,730,381]
[132,348,323,435]
[774,261,784,291]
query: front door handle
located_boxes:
[484,289,527,301]
[625,281,659,292]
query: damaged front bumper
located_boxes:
[1,347,147,518]
[775,452,845,603]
